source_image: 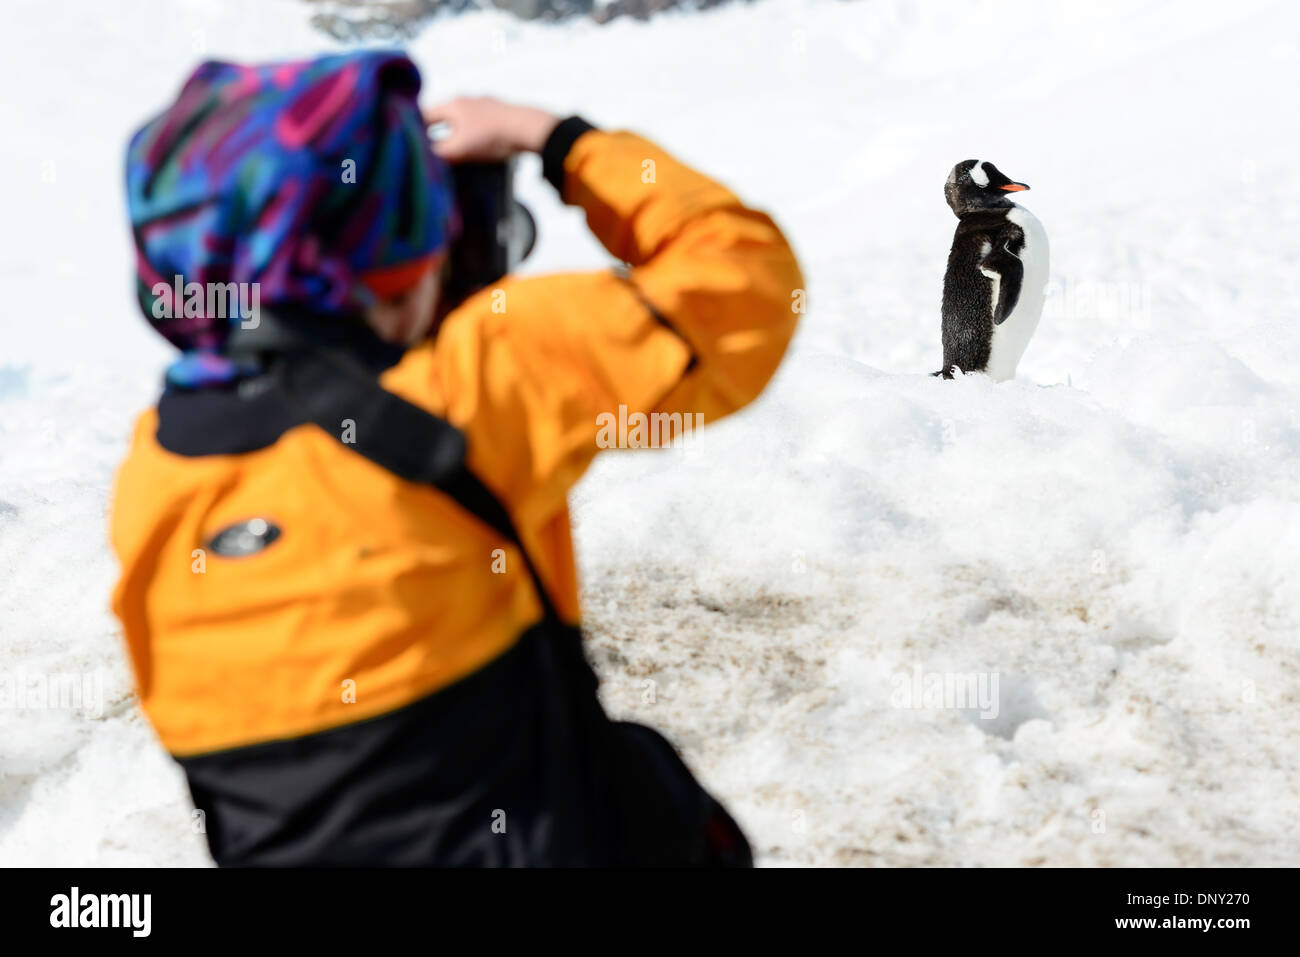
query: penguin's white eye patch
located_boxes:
[969,161,989,187]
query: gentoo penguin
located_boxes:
[935,159,1049,380]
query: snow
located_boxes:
[2,0,1298,866]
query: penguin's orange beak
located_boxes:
[1000,183,1029,191]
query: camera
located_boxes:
[438,158,537,318]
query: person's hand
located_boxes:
[423,97,560,163]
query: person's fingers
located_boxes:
[421,98,464,126]
[421,104,450,129]
[422,97,529,162]
[431,134,467,160]
[425,100,472,159]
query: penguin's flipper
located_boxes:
[982,244,1024,326]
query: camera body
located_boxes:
[438,158,537,318]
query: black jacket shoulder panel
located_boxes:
[156,377,302,457]
[155,312,406,457]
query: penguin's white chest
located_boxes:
[985,205,1049,382]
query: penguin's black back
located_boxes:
[939,210,1026,377]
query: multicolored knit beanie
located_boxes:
[126,51,455,387]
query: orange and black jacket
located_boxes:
[110,118,804,865]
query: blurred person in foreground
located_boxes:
[112,50,803,866]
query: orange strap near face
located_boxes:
[360,251,444,300]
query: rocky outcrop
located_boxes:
[305,0,753,40]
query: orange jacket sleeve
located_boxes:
[398,123,805,541]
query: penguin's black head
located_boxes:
[945,160,1029,216]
